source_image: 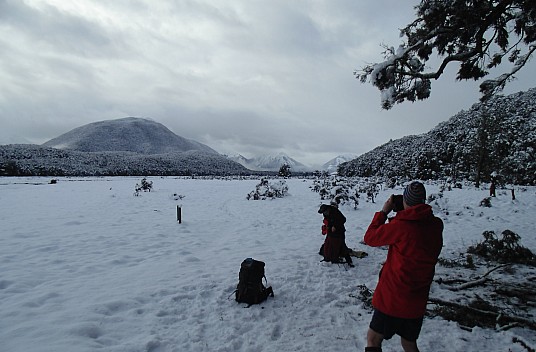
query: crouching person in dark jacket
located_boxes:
[318,202,353,267]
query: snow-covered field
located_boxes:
[1,177,534,352]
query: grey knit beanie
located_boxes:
[403,181,426,206]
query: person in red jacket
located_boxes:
[363,181,443,352]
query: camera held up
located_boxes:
[392,194,404,212]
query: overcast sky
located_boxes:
[1,0,535,167]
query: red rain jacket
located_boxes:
[364,204,443,318]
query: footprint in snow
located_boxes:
[271,324,282,340]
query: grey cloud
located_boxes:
[0,1,119,57]
[1,0,534,167]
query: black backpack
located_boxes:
[235,258,274,306]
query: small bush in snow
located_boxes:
[385,177,398,189]
[479,197,492,207]
[354,284,374,311]
[427,192,443,203]
[171,193,185,201]
[246,179,288,200]
[310,176,360,209]
[468,230,536,265]
[134,177,153,196]
[278,163,292,177]
[361,182,381,204]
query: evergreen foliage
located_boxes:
[278,163,292,177]
[357,0,536,109]
[0,146,252,177]
[246,179,289,200]
[338,89,536,185]
[468,230,536,265]
[134,177,153,196]
[309,175,385,209]
[479,197,493,208]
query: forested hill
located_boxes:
[338,88,536,185]
[42,117,217,155]
[0,145,251,177]
[0,117,252,176]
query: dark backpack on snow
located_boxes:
[235,258,274,306]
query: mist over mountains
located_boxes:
[1,87,535,182]
[0,116,341,175]
[321,154,358,174]
[226,152,310,172]
[226,153,353,173]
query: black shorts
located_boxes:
[369,309,423,342]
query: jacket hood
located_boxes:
[395,203,434,221]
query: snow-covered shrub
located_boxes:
[467,230,536,265]
[437,255,475,269]
[134,177,153,196]
[479,197,492,207]
[385,177,398,189]
[171,193,185,201]
[310,176,331,199]
[310,176,361,209]
[439,179,453,192]
[246,179,288,200]
[355,284,373,311]
[361,181,381,204]
[278,163,291,177]
[427,192,443,203]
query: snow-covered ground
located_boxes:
[0,177,534,352]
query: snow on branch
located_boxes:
[480,44,536,100]
[358,0,536,109]
[428,297,536,331]
[441,264,510,291]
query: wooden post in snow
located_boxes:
[177,206,182,224]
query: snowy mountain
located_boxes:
[42,117,217,155]
[227,152,310,172]
[225,153,251,168]
[322,154,358,173]
[338,88,536,185]
[0,117,253,176]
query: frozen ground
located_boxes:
[0,177,534,352]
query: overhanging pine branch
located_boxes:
[480,44,536,99]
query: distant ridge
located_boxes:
[227,152,310,172]
[322,154,358,173]
[42,117,217,155]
